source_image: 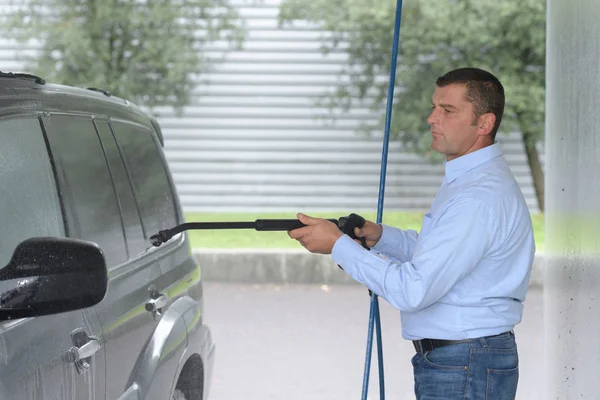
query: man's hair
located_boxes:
[436,67,505,140]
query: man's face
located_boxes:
[427,83,481,161]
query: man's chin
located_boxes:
[430,142,442,153]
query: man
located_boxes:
[288,67,535,399]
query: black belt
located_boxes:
[412,331,513,354]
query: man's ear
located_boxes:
[477,113,496,137]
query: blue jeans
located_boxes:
[411,331,519,400]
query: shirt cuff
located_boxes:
[372,224,398,254]
[331,234,389,299]
[331,234,367,269]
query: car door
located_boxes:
[0,115,105,400]
[0,310,105,400]
[42,113,154,399]
[93,118,175,399]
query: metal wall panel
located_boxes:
[0,0,541,212]
[544,0,600,398]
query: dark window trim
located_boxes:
[93,118,130,260]
[107,118,149,239]
[37,115,69,236]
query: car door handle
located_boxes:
[66,329,102,374]
[67,337,102,362]
[145,293,169,313]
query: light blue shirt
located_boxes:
[331,143,535,340]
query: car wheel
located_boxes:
[172,389,187,400]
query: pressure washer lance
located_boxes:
[149,213,369,250]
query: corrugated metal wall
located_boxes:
[0,0,541,213]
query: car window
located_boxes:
[42,114,127,267]
[95,120,147,259]
[110,120,178,242]
[0,116,64,267]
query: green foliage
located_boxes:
[279,0,546,158]
[3,0,245,111]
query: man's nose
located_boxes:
[427,108,438,125]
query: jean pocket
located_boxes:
[484,333,517,351]
[422,347,469,370]
[486,366,518,400]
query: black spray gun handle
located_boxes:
[150,213,369,249]
[337,213,369,249]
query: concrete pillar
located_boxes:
[544,0,600,398]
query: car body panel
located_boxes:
[0,76,214,400]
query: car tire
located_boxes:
[172,389,187,400]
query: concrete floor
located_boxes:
[204,283,543,400]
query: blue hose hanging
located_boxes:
[361,0,404,399]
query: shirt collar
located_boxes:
[443,143,502,183]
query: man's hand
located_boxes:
[288,213,343,254]
[353,220,383,248]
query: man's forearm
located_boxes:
[372,224,418,262]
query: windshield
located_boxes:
[0,116,64,267]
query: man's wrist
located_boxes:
[371,224,389,251]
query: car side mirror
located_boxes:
[0,237,108,320]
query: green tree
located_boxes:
[280,0,546,211]
[3,0,245,111]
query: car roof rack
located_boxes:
[87,87,112,97]
[0,71,46,85]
